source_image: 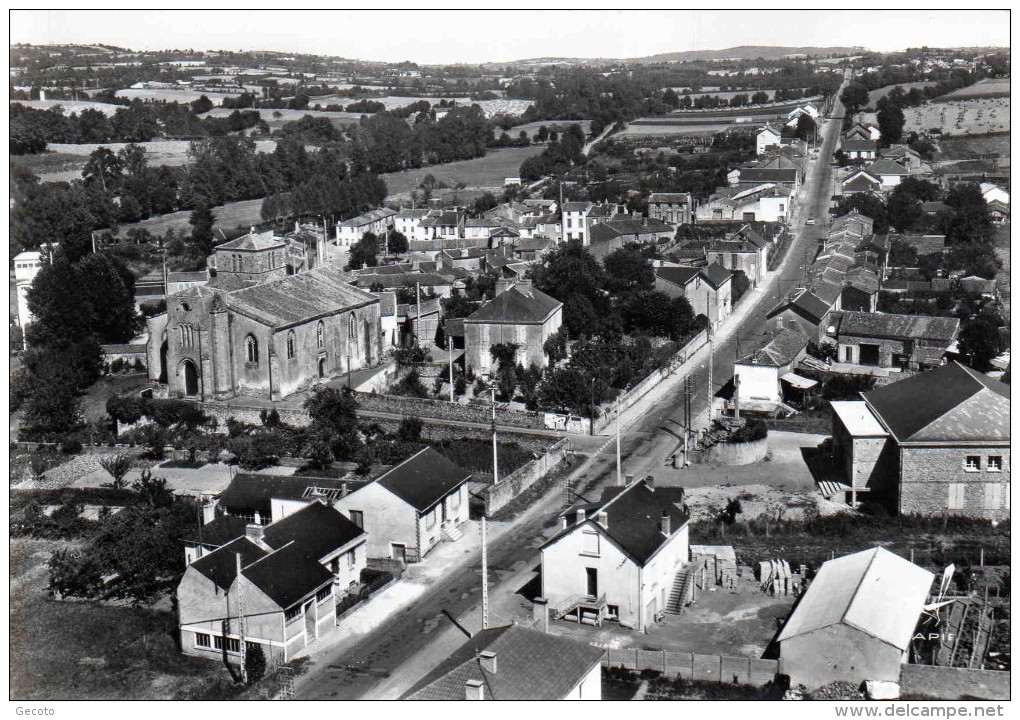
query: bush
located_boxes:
[228,431,285,470]
[389,369,429,399]
[61,438,83,455]
[245,644,267,684]
[397,416,424,442]
[729,419,767,444]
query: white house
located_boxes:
[336,208,397,248]
[540,477,690,632]
[980,182,1009,207]
[13,249,48,335]
[733,328,812,410]
[394,208,431,241]
[864,159,910,192]
[756,124,782,156]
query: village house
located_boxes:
[463,279,563,375]
[778,548,934,689]
[463,216,507,242]
[696,183,794,223]
[540,477,690,633]
[176,501,367,665]
[419,210,466,243]
[653,262,733,328]
[987,199,1010,224]
[147,235,382,402]
[704,224,769,287]
[756,124,782,156]
[765,287,834,343]
[561,201,619,245]
[830,362,1010,519]
[864,158,910,192]
[394,208,431,241]
[402,624,605,700]
[218,474,363,526]
[647,192,694,225]
[733,327,812,409]
[980,182,1010,207]
[841,266,881,312]
[842,138,878,161]
[881,144,926,173]
[336,208,397,248]
[588,216,674,259]
[334,448,472,563]
[845,122,881,142]
[835,311,960,371]
[735,167,800,195]
[841,169,882,196]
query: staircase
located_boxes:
[666,558,707,615]
[442,523,464,543]
[552,593,608,626]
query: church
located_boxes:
[147,230,382,402]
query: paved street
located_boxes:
[292,77,851,701]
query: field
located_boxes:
[114,197,265,238]
[10,538,250,700]
[14,139,278,184]
[492,119,591,140]
[9,99,123,116]
[115,87,244,105]
[862,97,1009,136]
[379,145,544,199]
[866,81,937,108]
[620,122,733,137]
[940,77,1011,100]
[936,133,1009,161]
[200,107,364,131]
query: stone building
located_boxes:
[463,279,562,376]
[829,362,1010,519]
[148,231,381,402]
[647,192,694,226]
[835,311,959,371]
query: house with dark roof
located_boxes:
[765,287,834,343]
[845,122,880,142]
[654,262,733,328]
[463,279,563,375]
[176,501,367,665]
[182,513,248,565]
[778,548,934,688]
[403,624,605,700]
[336,207,397,248]
[836,311,960,371]
[841,169,881,196]
[842,138,878,161]
[540,477,690,632]
[705,224,770,287]
[841,266,881,313]
[647,192,694,226]
[219,473,364,525]
[736,167,800,194]
[334,448,472,563]
[587,216,674,260]
[733,328,812,407]
[829,363,1009,519]
[865,159,910,191]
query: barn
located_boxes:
[778,547,934,689]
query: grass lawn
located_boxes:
[940,78,1011,100]
[80,373,151,426]
[114,197,265,239]
[10,538,250,700]
[936,133,1009,161]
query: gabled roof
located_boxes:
[842,138,877,152]
[371,447,472,513]
[701,262,733,288]
[242,541,335,610]
[656,265,701,288]
[843,172,881,191]
[261,501,365,562]
[183,514,248,549]
[220,474,361,517]
[465,283,562,325]
[837,311,959,344]
[226,265,378,329]
[758,123,781,137]
[338,207,397,228]
[648,192,693,204]
[189,537,267,591]
[562,201,592,213]
[402,624,605,700]
[866,159,910,177]
[863,361,1010,443]
[767,288,831,325]
[777,548,933,651]
[738,168,798,184]
[737,327,810,367]
[545,479,689,566]
[217,230,284,252]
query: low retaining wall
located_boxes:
[899,664,1011,701]
[483,439,568,515]
[355,392,545,430]
[602,647,778,687]
[691,437,769,467]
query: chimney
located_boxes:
[596,511,608,529]
[465,679,485,700]
[645,475,655,492]
[245,523,265,546]
[625,474,635,486]
[495,279,512,296]
[533,597,549,633]
[660,512,671,537]
[253,510,262,526]
[201,499,216,525]
[560,516,569,530]
[479,650,497,675]
[577,508,586,522]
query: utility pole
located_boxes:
[490,386,498,485]
[415,281,421,347]
[481,516,489,630]
[615,398,622,486]
[448,337,454,403]
[707,290,714,423]
[235,553,247,684]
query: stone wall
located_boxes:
[899,445,1010,521]
[355,392,545,430]
[483,439,568,515]
[691,437,768,467]
[600,647,778,687]
[899,664,1010,701]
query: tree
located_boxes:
[82,147,123,192]
[191,95,214,115]
[793,114,816,142]
[245,644,267,684]
[840,82,869,116]
[877,104,905,145]
[347,231,380,270]
[945,183,992,244]
[543,330,568,365]
[99,454,134,489]
[397,416,424,442]
[958,314,1005,372]
[751,91,770,105]
[304,387,362,460]
[189,203,216,256]
[886,190,923,232]
[602,245,655,293]
[387,229,409,254]
[531,240,612,337]
[536,125,549,142]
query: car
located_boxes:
[805,218,816,226]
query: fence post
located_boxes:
[662,650,667,675]
[607,646,610,667]
[747,657,752,685]
[719,655,724,683]
[691,653,695,679]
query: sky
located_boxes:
[10,9,1011,65]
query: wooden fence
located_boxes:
[601,646,779,687]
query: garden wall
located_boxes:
[898,664,1010,701]
[691,437,769,467]
[354,392,545,430]
[483,439,568,515]
[600,646,778,687]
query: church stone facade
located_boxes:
[148,231,381,402]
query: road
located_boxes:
[292,77,850,700]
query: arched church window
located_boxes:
[317,321,325,348]
[245,334,259,365]
[286,330,296,360]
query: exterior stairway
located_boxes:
[442,523,464,543]
[666,558,707,615]
[552,593,608,626]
